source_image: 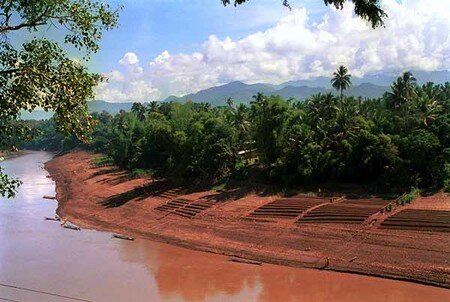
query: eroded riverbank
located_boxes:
[45,150,450,290]
[3,153,449,301]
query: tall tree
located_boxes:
[387,71,417,109]
[0,1,120,197]
[226,97,234,108]
[331,65,352,100]
[147,101,159,113]
[131,102,147,121]
[222,0,387,28]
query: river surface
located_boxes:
[0,152,449,302]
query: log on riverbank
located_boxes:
[112,234,135,241]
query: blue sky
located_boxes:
[91,0,325,72]
[17,0,445,102]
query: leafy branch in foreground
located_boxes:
[0,167,22,198]
[222,0,387,28]
[0,1,120,197]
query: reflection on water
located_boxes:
[0,152,448,302]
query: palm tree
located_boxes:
[131,102,146,121]
[226,97,234,108]
[331,65,352,100]
[386,71,417,109]
[147,101,159,113]
[233,103,250,136]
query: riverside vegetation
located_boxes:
[22,72,450,193]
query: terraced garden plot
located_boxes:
[380,209,450,233]
[158,188,183,200]
[248,197,329,220]
[155,198,217,218]
[172,199,217,218]
[297,198,392,224]
[155,198,190,212]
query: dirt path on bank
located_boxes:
[45,151,450,288]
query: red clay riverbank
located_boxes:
[45,151,450,288]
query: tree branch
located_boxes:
[0,6,49,33]
[0,68,20,75]
[0,21,47,32]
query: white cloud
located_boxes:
[95,0,450,102]
[95,53,160,102]
[119,52,139,65]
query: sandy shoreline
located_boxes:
[45,150,450,288]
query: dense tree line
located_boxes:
[23,73,450,192]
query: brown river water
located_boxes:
[0,152,449,302]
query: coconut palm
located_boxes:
[331,65,352,100]
[386,71,417,109]
[131,102,146,121]
[147,101,159,113]
[414,83,443,127]
[226,97,234,108]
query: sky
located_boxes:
[69,1,450,102]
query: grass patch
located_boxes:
[385,203,394,212]
[129,168,154,179]
[90,156,114,167]
[397,187,421,206]
[211,182,227,191]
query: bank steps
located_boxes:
[155,198,217,218]
[247,196,331,220]
[297,198,392,224]
[379,209,450,232]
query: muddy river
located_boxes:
[0,152,448,302]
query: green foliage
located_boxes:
[19,119,64,151]
[439,149,450,192]
[90,156,114,168]
[20,73,450,192]
[0,0,119,197]
[385,203,393,212]
[222,0,387,28]
[250,93,289,166]
[0,166,22,198]
[331,65,352,99]
[129,169,154,179]
[397,187,420,206]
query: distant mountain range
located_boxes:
[20,70,449,120]
[275,70,450,89]
[164,70,449,105]
[165,81,390,105]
